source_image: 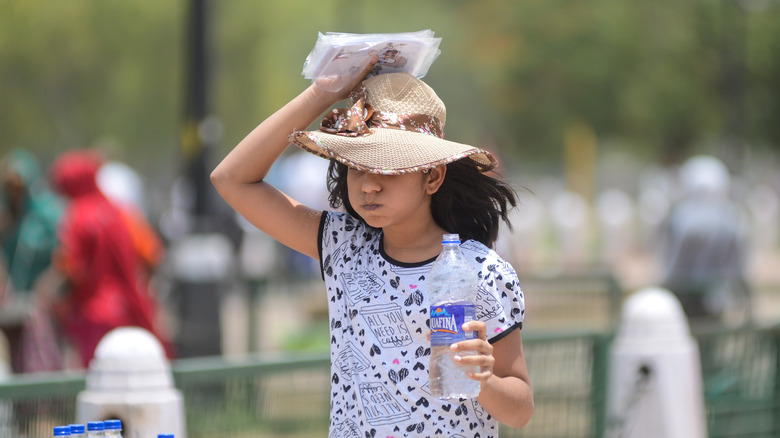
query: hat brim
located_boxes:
[289,128,497,175]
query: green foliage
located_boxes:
[1,0,778,176]
[0,0,183,171]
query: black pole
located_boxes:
[175,0,224,359]
[182,0,210,217]
[721,0,747,158]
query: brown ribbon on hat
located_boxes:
[320,85,445,139]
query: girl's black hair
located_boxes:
[326,158,517,247]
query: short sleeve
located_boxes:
[318,211,378,280]
[460,241,525,343]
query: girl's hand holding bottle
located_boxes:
[452,321,496,383]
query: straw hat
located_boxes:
[289,72,497,175]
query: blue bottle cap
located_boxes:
[70,424,85,434]
[442,233,460,244]
[54,426,71,436]
[104,419,122,431]
[87,422,105,431]
[158,434,174,438]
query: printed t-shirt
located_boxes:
[318,211,525,438]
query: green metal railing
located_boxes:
[0,270,777,438]
[504,331,611,438]
[520,270,624,333]
[696,325,780,438]
[0,327,777,438]
[0,331,610,438]
[173,353,331,436]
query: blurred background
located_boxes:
[1,0,780,436]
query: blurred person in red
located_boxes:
[48,149,173,367]
[97,160,166,273]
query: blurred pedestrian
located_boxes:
[97,160,166,272]
[660,155,752,325]
[49,149,173,367]
[0,149,65,373]
[0,149,63,302]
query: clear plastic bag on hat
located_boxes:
[302,30,442,92]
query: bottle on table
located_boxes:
[54,426,71,437]
[86,421,105,438]
[103,420,123,438]
[69,424,86,437]
[428,233,481,399]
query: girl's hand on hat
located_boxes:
[312,54,379,101]
[451,321,495,384]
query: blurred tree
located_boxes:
[0,0,183,172]
[452,0,727,166]
[0,0,778,182]
[744,1,780,148]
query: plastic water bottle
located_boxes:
[428,233,481,399]
[54,426,71,437]
[69,424,86,437]
[86,421,105,438]
[103,420,123,438]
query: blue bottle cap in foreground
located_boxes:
[104,419,122,430]
[87,422,105,431]
[442,233,460,244]
[54,426,71,436]
[158,434,174,438]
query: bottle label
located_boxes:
[429,303,476,346]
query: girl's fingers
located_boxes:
[451,322,495,381]
[454,353,495,382]
[453,321,491,354]
[314,54,379,97]
[451,339,492,354]
[453,350,495,366]
[466,371,493,382]
[462,321,487,340]
[467,370,493,381]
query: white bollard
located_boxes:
[606,287,707,438]
[0,332,12,436]
[76,327,186,438]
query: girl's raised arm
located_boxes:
[211,60,376,259]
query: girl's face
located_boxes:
[347,168,442,231]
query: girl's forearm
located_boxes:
[477,374,534,429]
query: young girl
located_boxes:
[212,59,533,436]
